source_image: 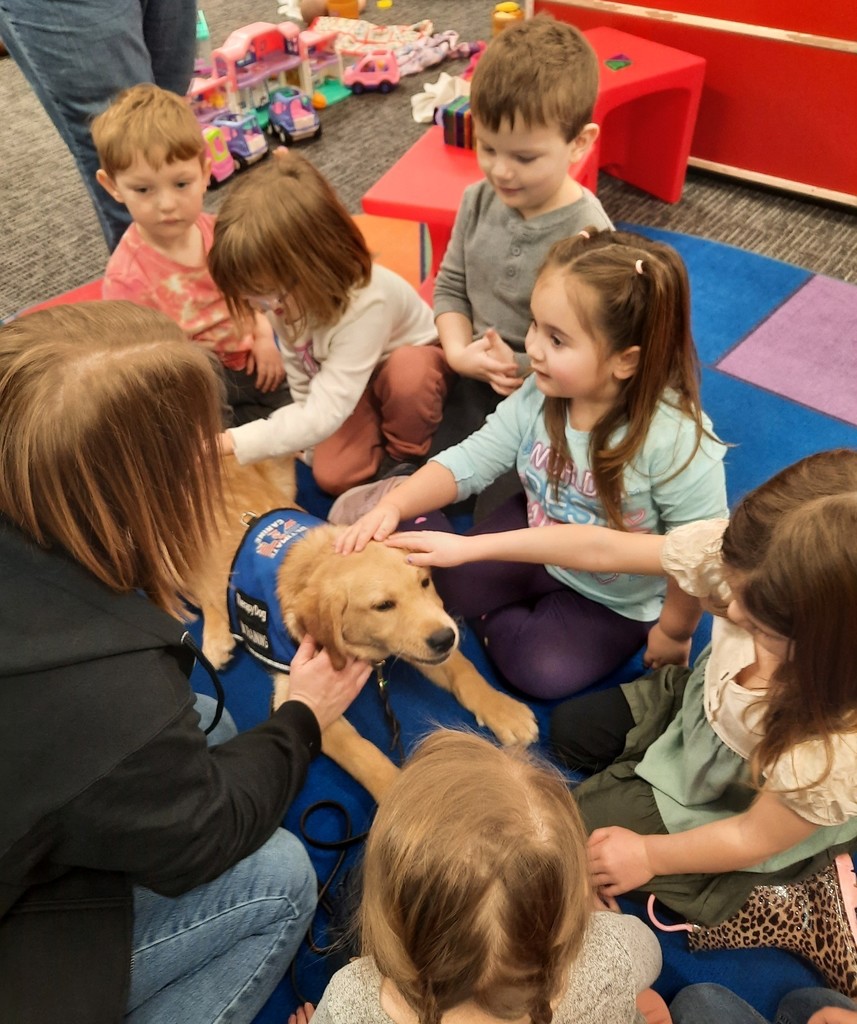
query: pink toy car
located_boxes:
[343,49,400,94]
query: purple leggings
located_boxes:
[414,495,653,700]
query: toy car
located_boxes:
[267,85,321,144]
[211,111,269,169]
[343,50,400,94]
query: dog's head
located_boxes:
[278,530,459,671]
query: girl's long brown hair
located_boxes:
[0,301,224,616]
[360,730,591,1024]
[541,229,712,529]
[209,149,372,343]
[720,449,857,787]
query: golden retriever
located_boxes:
[187,457,539,802]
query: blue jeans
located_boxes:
[0,0,196,250]
[125,694,317,1023]
[670,983,857,1024]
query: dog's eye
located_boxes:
[420,578,430,589]
[373,600,396,612]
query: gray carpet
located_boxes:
[1,0,855,320]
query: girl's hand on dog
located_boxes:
[386,530,472,567]
[286,636,371,730]
[335,501,402,555]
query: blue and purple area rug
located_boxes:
[189,225,857,1023]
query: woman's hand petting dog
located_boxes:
[281,635,372,731]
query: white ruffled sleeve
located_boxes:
[767,733,857,826]
[660,518,731,610]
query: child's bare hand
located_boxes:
[643,622,692,670]
[483,328,525,395]
[454,332,520,394]
[335,502,402,555]
[386,530,472,567]
[587,827,655,897]
[288,1002,315,1024]
[249,315,286,392]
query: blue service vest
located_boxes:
[227,508,325,672]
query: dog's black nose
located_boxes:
[426,627,456,655]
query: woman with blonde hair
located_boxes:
[0,301,370,1023]
[311,729,661,1024]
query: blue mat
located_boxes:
[190,226,857,1023]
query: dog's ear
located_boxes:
[295,581,349,671]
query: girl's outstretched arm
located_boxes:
[335,462,458,555]
[388,523,667,573]
[643,577,703,669]
[587,791,818,897]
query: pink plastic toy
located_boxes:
[202,123,236,184]
[343,49,400,94]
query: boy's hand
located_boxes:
[248,315,286,393]
[335,501,402,555]
[386,530,472,567]
[587,827,655,897]
[455,329,522,395]
[643,622,692,669]
[483,328,525,395]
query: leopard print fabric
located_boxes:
[688,856,857,997]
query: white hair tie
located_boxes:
[635,259,644,275]
[579,230,590,240]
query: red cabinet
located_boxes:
[536,1,857,204]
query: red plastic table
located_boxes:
[586,26,706,205]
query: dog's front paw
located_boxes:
[202,632,236,672]
[477,691,539,747]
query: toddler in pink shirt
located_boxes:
[92,84,290,425]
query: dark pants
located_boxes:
[424,494,652,700]
[223,366,292,428]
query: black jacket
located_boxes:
[0,518,321,1022]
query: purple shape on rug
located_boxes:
[717,275,857,427]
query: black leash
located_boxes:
[289,671,404,1003]
[181,631,226,735]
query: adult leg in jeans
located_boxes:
[193,691,237,747]
[776,987,857,1024]
[127,829,316,1024]
[671,983,857,1024]
[0,0,195,250]
[670,984,769,1024]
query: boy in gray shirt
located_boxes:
[432,16,613,448]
